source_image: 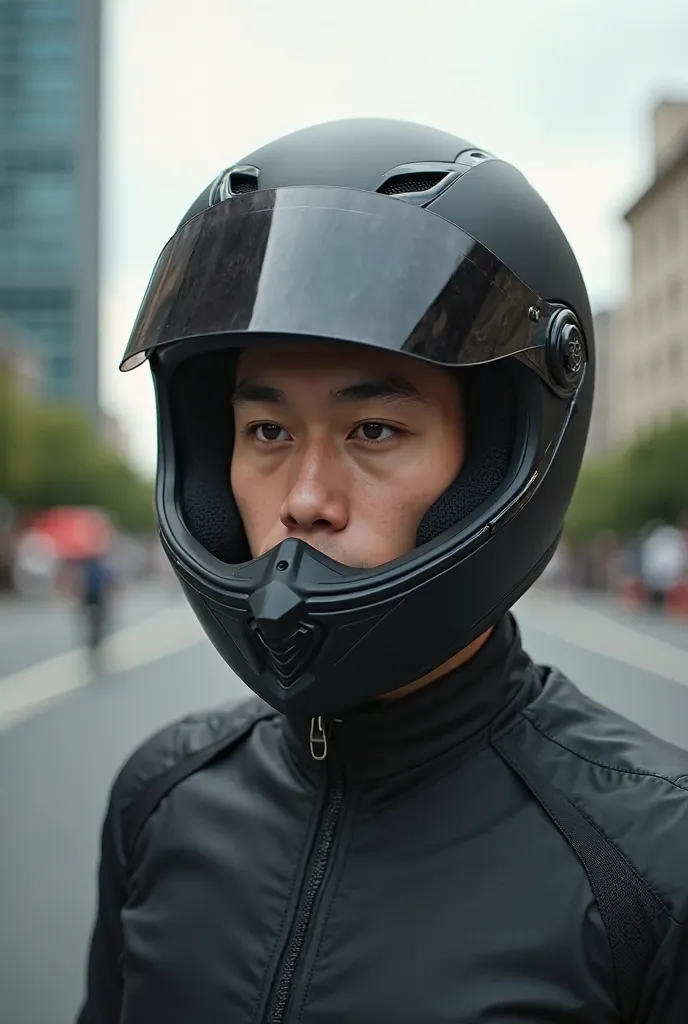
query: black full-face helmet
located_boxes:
[121,118,594,720]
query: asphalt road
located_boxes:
[1,581,687,1024]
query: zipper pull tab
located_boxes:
[309,716,328,761]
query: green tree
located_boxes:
[0,367,154,533]
[94,451,155,534]
[564,451,627,544]
[23,401,105,509]
[617,416,688,530]
[565,415,688,541]
[0,367,39,502]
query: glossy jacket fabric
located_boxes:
[76,617,688,1023]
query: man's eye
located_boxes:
[353,422,398,443]
[254,423,289,443]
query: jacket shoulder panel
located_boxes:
[107,694,275,856]
[516,669,688,921]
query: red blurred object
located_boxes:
[666,582,688,619]
[30,506,114,559]
[619,578,645,610]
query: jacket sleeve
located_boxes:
[73,700,267,1022]
[640,918,688,1024]
[75,789,128,1023]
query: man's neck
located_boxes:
[380,627,495,703]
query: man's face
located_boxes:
[231,342,465,568]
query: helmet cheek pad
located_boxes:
[416,363,516,545]
[160,349,518,563]
[166,349,250,565]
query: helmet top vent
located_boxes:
[377,171,449,195]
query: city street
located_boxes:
[1,582,688,1024]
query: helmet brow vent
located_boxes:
[209,164,260,204]
[229,170,258,194]
[378,171,449,195]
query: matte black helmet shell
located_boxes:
[122,118,594,719]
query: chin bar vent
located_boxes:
[248,619,322,688]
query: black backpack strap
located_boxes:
[493,726,667,1023]
[122,700,275,863]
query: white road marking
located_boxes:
[0,649,90,733]
[2,591,687,735]
[0,604,205,733]
[103,605,205,674]
[517,592,688,688]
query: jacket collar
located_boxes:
[283,614,540,786]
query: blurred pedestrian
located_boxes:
[67,554,116,673]
[639,522,688,609]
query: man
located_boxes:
[78,119,688,1023]
[639,523,688,609]
[71,553,115,672]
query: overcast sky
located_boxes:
[99,0,688,472]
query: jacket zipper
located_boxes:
[265,717,343,1024]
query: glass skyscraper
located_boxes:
[0,0,101,423]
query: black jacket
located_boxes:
[77,616,688,1023]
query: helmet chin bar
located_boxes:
[164,522,563,718]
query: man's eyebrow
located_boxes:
[231,374,427,406]
[232,382,286,405]
[332,375,427,404]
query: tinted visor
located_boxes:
[121,186,553,372]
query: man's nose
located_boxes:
[279,443,348,533]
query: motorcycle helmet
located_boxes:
[120,118,594,719]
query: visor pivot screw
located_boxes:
[546,310,586,392]
[276,560,289,571]
[563,327,584,376]
[528,305,541,322]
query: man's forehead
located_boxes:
[233,344,463,410]
[233,342,438,402]
[236,341,405,378]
